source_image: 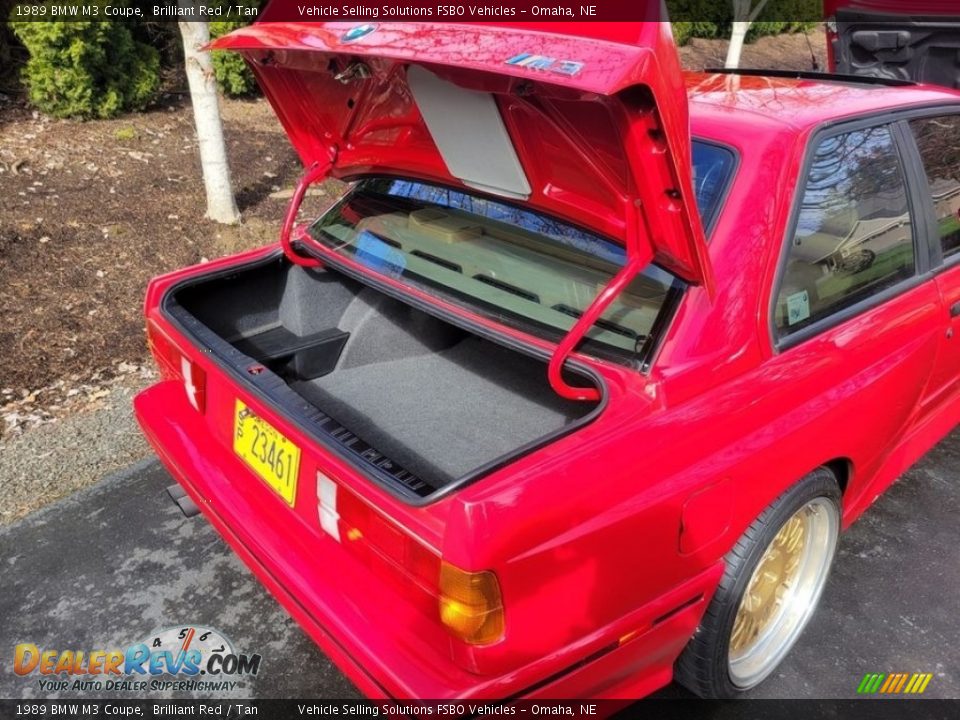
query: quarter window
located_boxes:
[776,125,916,336]
[908,115,960,260]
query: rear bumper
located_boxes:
[135,380,722,699]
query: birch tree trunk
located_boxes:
[725,21,750,69]
[178,19,240,224]
[724,0,773,69]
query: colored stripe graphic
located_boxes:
[858,672,933,694]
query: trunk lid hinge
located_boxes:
[280,148,338,267]
[547,200,652,403]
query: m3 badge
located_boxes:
[504,53,584,76]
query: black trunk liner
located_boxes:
[292,336,584,484]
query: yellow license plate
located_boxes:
[233,399,301,506]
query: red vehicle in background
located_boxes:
[135,12,960,701]
[826,0,960,87]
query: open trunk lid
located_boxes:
[209,15,711,288]
[827,0,960,88]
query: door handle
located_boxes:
[951,302,960,319]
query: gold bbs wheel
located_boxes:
[727,497,839,688]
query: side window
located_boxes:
[908,115,960,260]
[776,125,916,336]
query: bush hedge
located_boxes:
[668,0,821,45]
[210,1,260,97]
[209,21,256,97]
[10,7,159,119]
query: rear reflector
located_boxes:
[317,471,340,542]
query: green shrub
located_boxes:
[10,5,159,119]
[668,0,820,44]
[0,19,25,92]
[210,12,257,97]
[747,21,819,42]
[672,22,721,46]
[672,22,690,45]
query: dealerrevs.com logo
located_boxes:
[14,626,261,693]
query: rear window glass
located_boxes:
[308,142,734,365]
[309,179,674,362]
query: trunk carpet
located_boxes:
[292,337,586,486]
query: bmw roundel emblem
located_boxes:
[342,24,377,43]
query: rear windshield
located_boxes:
[309,143,734,364]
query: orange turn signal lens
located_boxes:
[438,562,504,645]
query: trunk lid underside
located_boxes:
[831,4,960,88]
[209,18,711,288]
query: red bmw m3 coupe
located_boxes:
[135,13,960,699]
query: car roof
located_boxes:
[685,72,960,134]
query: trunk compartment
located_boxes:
[165,255,600,498]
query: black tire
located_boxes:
[674,468,841,698]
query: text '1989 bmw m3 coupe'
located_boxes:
[135,12,960,700]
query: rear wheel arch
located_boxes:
[683,460,848,563]
[726,459,848,553]
[822,457,852,496]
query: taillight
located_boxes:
[320,473,504,645]
[330,476,441,596]
[146,319,178,380]
[146,319,205,413]
[438,562,504,645]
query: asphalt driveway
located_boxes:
[2,431,958,700]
